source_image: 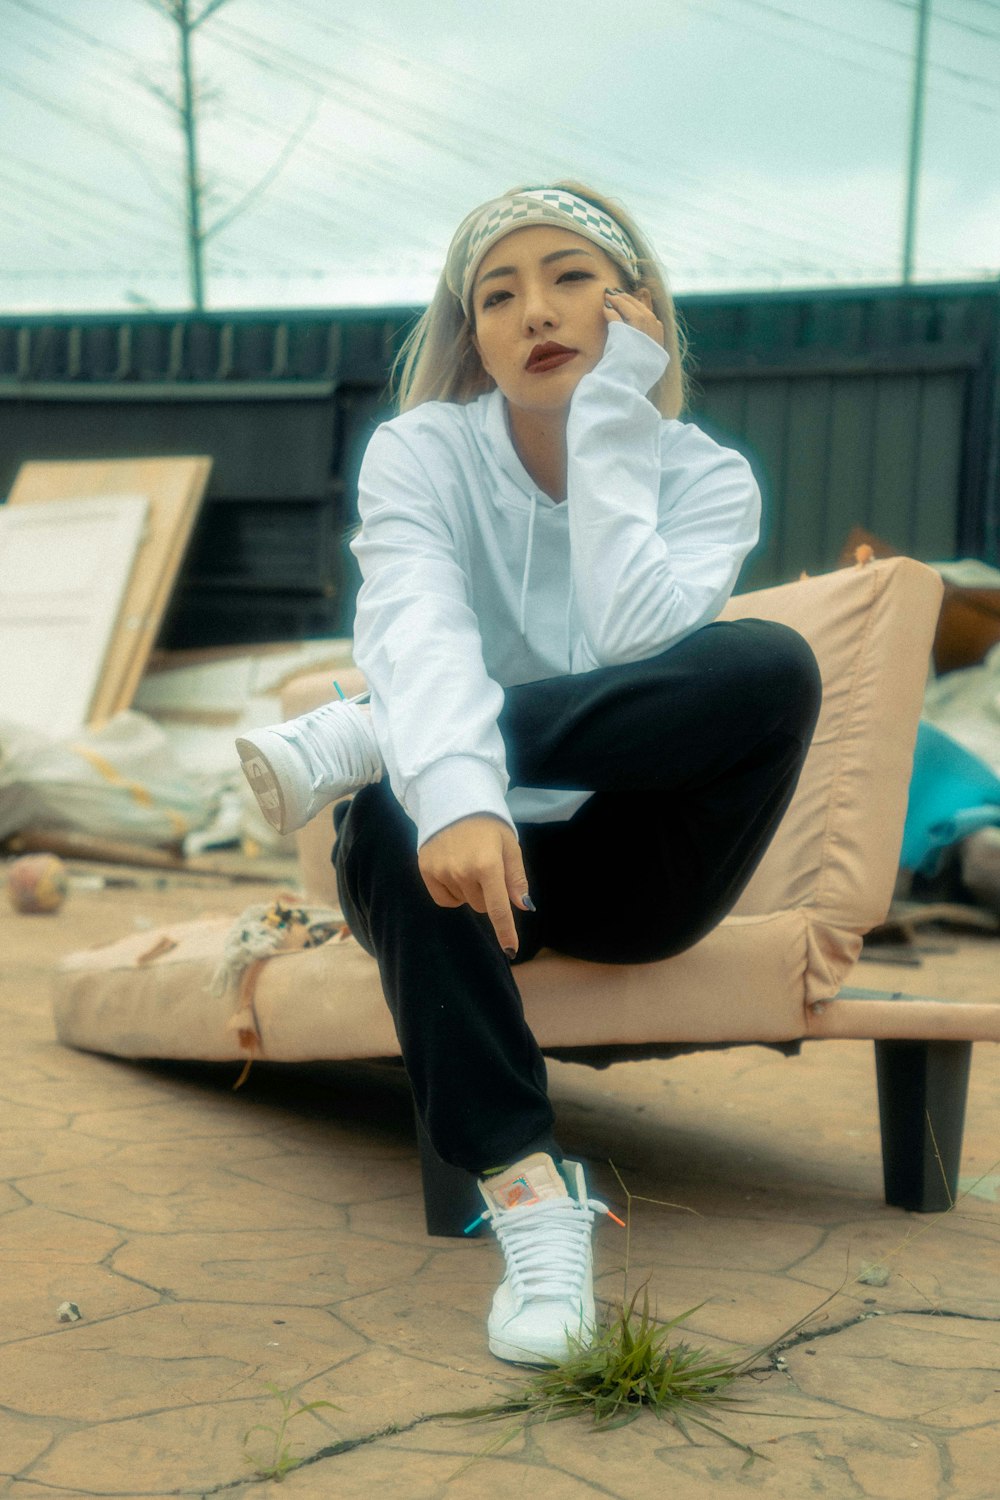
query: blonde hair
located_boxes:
[391,181,688,418]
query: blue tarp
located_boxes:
[900,719,1000,875]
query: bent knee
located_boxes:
[335,781,417,874]
[728,619,822,732]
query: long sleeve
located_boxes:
[565,320,760,671]
[350,423,515,848]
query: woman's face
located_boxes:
[471,225,625,417]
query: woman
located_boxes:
[237,183,822,1366]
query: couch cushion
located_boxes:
[53,904,812,1063]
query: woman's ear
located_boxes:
[635,286,654,312]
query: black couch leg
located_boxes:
[874,1039,973,1213]
[414,1110,484,1237]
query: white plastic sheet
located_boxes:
[0,710,216,846]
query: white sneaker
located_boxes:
[474,1153,616,1366]
[235,694,382,837]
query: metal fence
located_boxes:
[1,281,996,646]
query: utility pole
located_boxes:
[902,0,931,285]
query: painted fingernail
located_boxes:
[521,894,536,912]
[504,946,517,960]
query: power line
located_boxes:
[7,0,983,274]
[276,0,902,262]
[690,0,1000,113]
[715,0,1000,95]
[881,0,1000,42]
[1,150,172,228]
[7,0,162,67]
[0,65,177,166]
[2,0,994,301]
[0,161,179,256]
[210,13,885,273]
[0,261,993,284]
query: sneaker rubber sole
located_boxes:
[487,1332,572,1366]
[235,736,296,835]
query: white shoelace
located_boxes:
[489,1197,612,1301]
[290,698,382,792]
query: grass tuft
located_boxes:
[440,1287,767,1475]
[242,1381,341,1482]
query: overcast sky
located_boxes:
[1,0,998,313]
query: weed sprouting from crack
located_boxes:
[236,1140,999,1485]
[242,1381,341,1482]
[437,1288,784,1479]
[434,1163,842,1479]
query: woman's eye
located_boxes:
[482,289,511,310]
[557,270,594,284]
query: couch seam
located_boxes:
[810,563,884,923]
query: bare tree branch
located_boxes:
[136,0,180,18]
[139,75,181,117]
[192,0,233,28]
[204,94,320,241]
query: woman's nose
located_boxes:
[522,287,557,334]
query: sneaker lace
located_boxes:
[294,700,381,790]
[491,1197,613,1302]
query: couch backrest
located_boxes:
[722,557,942,932]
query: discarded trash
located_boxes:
[960,825,1000,918]
[6,854,68,914]
[57,1301,82,1322]
[0,710,215,848]
[210,898,342,1087]
[857,1263,891,1287]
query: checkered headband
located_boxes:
[446,189,641,317]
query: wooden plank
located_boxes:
[7,456,211,724]
[3,827,296,883]
[0,495,148,738]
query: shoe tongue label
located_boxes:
[485,1154,568,1211]
[495,1174,542,1210]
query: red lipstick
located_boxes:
[526,341,577,373]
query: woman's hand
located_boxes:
[418,814,532,957]
[604,286,664,347]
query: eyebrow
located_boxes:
[476,246,596,290]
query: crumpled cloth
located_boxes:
[210,898,346,1083]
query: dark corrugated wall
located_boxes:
[1,282,996,646]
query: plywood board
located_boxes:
[0,495,148,738]
[7,456,212,724]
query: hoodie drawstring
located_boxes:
[565,572,574,664]
[518,492,538,636]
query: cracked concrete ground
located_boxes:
[1,860,997,1499]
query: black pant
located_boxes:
[334,619,821,1175]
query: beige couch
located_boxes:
[55,558,999,1223]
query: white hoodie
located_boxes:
[350,321,760,848]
